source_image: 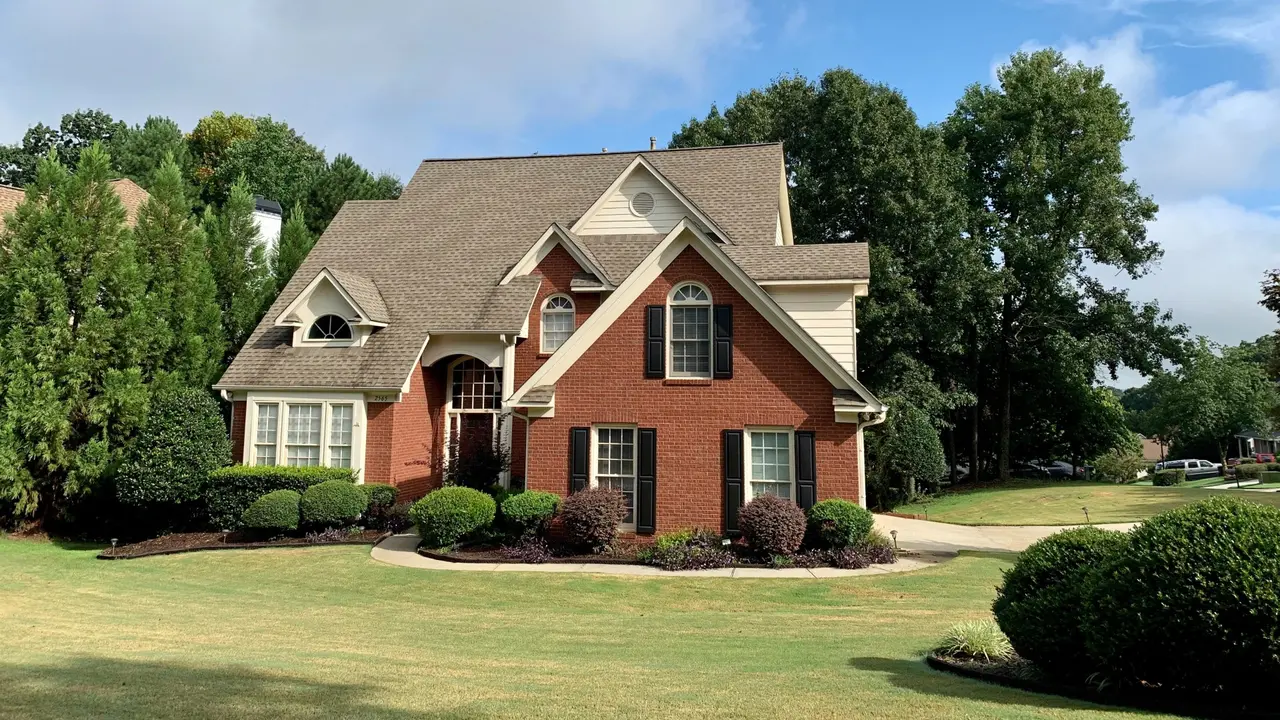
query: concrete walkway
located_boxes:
[370,533,948,578]
[873,514,1137,554]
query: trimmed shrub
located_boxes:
[1262,471,1280,484]
[1151,468,1185,486]
[501,490,561,539]
[1236,463,1266,480]
[359,483,398,512]
[241,490,301,532]
[204,465,356,530]
[1092,449,1144,484]
[639,529,734,571]
[936,620,1014,663]
[559,488,627,552]
[806,499,874,549]
[116,387,232,526]
[1238,457,1258,464]
[739,495,806,557]
[381,501,414,534]
[300,480,368,528]
[1266,462,1280,472]
[410,487,496,548]
[1082,497,1280,695]
[992,527,1130,679]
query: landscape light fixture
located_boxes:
[889,529,898,551]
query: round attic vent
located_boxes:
[630,191,655,217]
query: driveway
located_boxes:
[874,514,1137,554]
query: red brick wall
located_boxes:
[525,246,859,534]
[367,365,445,500]
[513,244,601,388]
[230,400,246,464]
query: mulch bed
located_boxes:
[98,530,390,560]
[420,541,907,569]
[926,654,1275,719]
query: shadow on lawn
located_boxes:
[0,657,480,720]
[847,657,1151,716]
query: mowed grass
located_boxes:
[0,538,1174,719]
[895,479,1280,525]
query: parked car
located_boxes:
[1156,459,1223,480]
[1256,453,1276,463]
[1011,460,1085,478]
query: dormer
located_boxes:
[275,267,389,348]
[572,155,729,241]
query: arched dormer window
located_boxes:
[308,314,353,341]
[668,282,711,378]
[540,295,575,353]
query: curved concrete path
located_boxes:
[371,533,948,578]
[873,514,1137,555]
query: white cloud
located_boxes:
[0,0,753,176]
[782,5,808,41]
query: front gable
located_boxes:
[274,268,389,348]
[572,156,727,241]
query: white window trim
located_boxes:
[667,281,713,379]
[443,356,507,485]
[244,392,367,480]
[301,314,357,348]
[744,426,795,503]
[539,294,576,354]
[589,423,638,532]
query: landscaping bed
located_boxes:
[99,529,389,559]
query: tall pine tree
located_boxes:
[133,154,225,387]
[273,202,315,292]
[0,144,154,521]
[205,176,271,361]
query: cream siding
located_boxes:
[577,169,705,235]
[767,287,856,374]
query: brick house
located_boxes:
[215,143,886,535]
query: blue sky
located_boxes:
[1,0,1277,386]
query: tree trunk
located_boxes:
[968,324,981,484]
[948,413,958,484]
[998,293,1014,482]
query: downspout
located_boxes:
[857,408,888,509]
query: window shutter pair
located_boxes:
[568,426,657,535]
[722,429,817,535]
[644,304,733,378]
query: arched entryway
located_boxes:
[444,356,504,472]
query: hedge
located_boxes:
[992,527,1130,679]
[1262,471,1280,484]
[1151,468,1185,486]
[241,490,301,532]
[204,465,356,530]
[1083,497,1280,696]
[300,480,368,528]
[1235,463,1265,480]
[805,499,874,549]
[410,487,496,547]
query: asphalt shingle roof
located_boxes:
[723,243,870,281]
[326,268,390,324]
[0,179,150,233]
[218,143,834,390]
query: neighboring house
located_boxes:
[215,143,887,536]
[253,196,283,255]
[1138,434,1167,462]
[0,178,150,232]
[1234,430,1280,459]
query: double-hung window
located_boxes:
[250,399,359,470]
[254,404,279,465]
[747,428,793,500]
[593,426,637,529]
[540,295,575,352]
[328,405,354,468]
[669,283,711,378]
[286,404,323,466]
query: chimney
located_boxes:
[601,147,608,153]
[649,136,657,151]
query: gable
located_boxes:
[576,164,706,236]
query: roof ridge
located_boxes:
[416,142,781,164]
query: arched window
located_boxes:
[450,358,502,411]
[308,314,353,341]
[540,295,575,352]
[668,283,711,378]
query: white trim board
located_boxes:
[274,268,387,328]
[500,223,613,287]
[569,155,732,243]
[510,219,885,412]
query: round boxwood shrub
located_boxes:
[1235,463,1265,480]
[806,499,874,549]
[299,480,368,528]
[360,483,398,511]
[991,527,1129,679]
[502,490,561,539]
[115,386,231,524]
[241,490,301,532]
[1151,468,1186,486]
[739,495,806,557]
[1082,497,1280,695]
[559,488,627,552]
[409,487,496,547]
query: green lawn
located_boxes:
[0,538,1174,719]
[894,479,1280,525]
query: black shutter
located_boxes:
[637,428,657,535]
[722,430,744,536]
[645,305,665,378]
[795,430,817,510]
[713,305,733,379]
[569,427,589,493]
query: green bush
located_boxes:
[805,499,874,549]
[559,488,627,552]
[1083,497,1280,695]
[115,387,231,525]
[1238,457,1257,464]
[866,396,947,505]
[992,527,1130,679]
[638,529,733,571]
[501,490,560,539]
[739,495,807,556]
[299,480,368,528]
[935,620,1014,663]
[359,483,398,512]
[203,465,356,530]
[410,487,496,547]
[1092,449,1144,484]
[1267,462,1280,472]
[1236,463,1265,480]
[1151,468,1185,486]
[1262,471,1280,484]
[241,490,301,532]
